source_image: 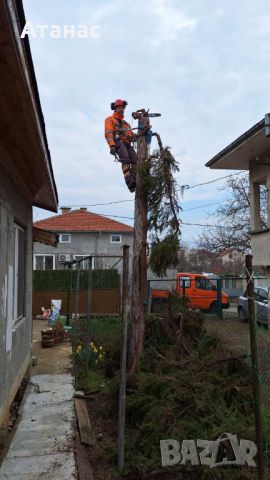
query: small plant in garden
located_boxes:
[75,341,105,368]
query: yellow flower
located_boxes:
[99,346,103,351]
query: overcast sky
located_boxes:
[24,0,270,245]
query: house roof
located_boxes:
[217,249,235,257]
[0,0,58,212]
[205,115,270,170]
[33,210,134,233]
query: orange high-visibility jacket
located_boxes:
[104,113,133,147]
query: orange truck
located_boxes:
[151,272,230,313]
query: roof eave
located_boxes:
[3,0,58,212]
[206,118,267,170]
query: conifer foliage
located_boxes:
[147,133,181,277]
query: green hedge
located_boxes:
[33,269,119,291]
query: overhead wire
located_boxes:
[58,171,248,210]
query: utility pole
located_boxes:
[129,127,148,374]
[246,254,264,480]
[118,245,129,471]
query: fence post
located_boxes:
[246,254,264,480]
[87,256,93,322]
[118,245,129,472]
[216,278,222,319]
[147,280,152,314]
[74,262,80,323]
[182,279,186,298]
[66,263,72,326]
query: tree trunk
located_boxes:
[129,134,148,374]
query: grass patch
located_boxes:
[75,369,105,392]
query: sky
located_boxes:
[23,0,270,246]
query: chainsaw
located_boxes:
[132,108,161,120]
[132,109,161,138]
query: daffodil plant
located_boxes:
[75,341,105,368]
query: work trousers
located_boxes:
[116,140,137,192]
[116,140,137,166]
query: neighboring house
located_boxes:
[0,0,58,433]
[217,249,245,266]
[33,208,134,274]
[206,114,270,276]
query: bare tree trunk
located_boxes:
[129,134,148,374]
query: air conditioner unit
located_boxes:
[59,254,71,262]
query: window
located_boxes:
[111,234,121,243]
[59,233,71,243]
[14,224,25,321]
[257,288,268,303]
[189,254,197,263]
[228,253,233,260]
[34,255,55,270]
[195,277,216,291]
[179,276,191,288]
[73,255,94,270]
[225,278,230,288]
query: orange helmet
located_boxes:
[111,99,128,110]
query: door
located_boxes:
[194,276,217,310]
[178,275,193,307]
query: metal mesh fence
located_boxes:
[148,271,270,475]
[69,259,270,479]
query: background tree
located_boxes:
[198,173,267,254]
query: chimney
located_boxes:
[61,207,71,214]
[80,207,87,211]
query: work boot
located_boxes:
[122,164,136,192]
[125,173,136,192]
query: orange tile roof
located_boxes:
[34,209,134,233]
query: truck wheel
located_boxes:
[238,307,247,323]
[209,302,217,314]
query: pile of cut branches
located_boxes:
[103,302,256,479]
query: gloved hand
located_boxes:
[110,146,116,155]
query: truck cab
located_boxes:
[176,273,230,312]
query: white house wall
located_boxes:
[33,231,134,275]
[0,164,33,429]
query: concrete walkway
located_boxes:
[0,320,77,480]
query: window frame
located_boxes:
[179,276,191,288]
[195,276,216,291]
[73,255,94,270]
[110,234,122,244]
[14,223,26,323]
[34,254,55,270]
[59,233,71,243]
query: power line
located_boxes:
[178,171,245,191]
[59,171,247,210]
[181,221,248,228]
[183,201,225,212]
[59,199,133,208]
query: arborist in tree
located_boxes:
[104,99,137,192]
